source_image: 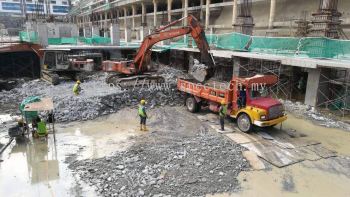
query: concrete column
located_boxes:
[205,0,210,29]
[182,0,188,26]
[141,2,146,26]
[153,0,157,27]
[305,68,321,106]
[110,23,120,45]
[167,0,172,23]
[140,2,148,40]
[123,7,131,42]
[71,24,79,37]
[268,0,276,29]
[232,0,238,27]
[132,4,136,30]
[92,25,99,36]
[37,23,48,46]
[83,26,91,37]
[232,56,241,77]
[200,0,204,21]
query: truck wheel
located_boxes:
[237,113,252,133]
[186,97,198,113]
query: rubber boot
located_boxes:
[140,124,143,131]
[143,125,149,131]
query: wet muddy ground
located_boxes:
[1,107,350,196]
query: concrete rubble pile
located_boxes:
[281,100,350,131]
[0,69,185,122]
[68,126,249,196]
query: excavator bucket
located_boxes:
[188,17,216,82]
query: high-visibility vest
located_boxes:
[73,83,79,93]
[138,105,146,117]
[219,105,227,117]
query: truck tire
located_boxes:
[237,113,253,133]
[186,97,199,113]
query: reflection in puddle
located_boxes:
[0,108,140,196]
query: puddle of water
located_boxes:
[0,108,142,196]
[55,108,142,160]
[283,113,350,155]
[210,159,350,197]
[0,136,91,197]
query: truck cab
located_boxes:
[177,74,287,132]
[227,75,287,132]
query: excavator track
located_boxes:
[41,70,60,85]
[106,74,165,89]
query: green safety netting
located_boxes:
[79,36,111,44]
[48,37,78,45]
[168,32,350,61]
[19,31,38,43]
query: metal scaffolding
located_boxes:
[234,57,295,100]
[317,68,350,116]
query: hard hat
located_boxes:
[221,100,226,105]
[140,99,146,105]
[77,80,81,84]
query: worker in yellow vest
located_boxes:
[219,100,227,131]
[138,99,148,131]
[73,80,81,95]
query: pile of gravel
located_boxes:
[68,127,249,196]
[0,71,184,122]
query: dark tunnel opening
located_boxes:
[0,51,41,79]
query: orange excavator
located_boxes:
[102,15,215,87]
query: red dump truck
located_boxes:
[177,74,287,132]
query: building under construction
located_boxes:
[2,1,350,196]
[0,0,349,116]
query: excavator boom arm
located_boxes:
[133,15,214,74]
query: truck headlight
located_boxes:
[260,115,267,120]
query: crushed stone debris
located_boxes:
[68,107,250,196]
[0,70,184,122]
